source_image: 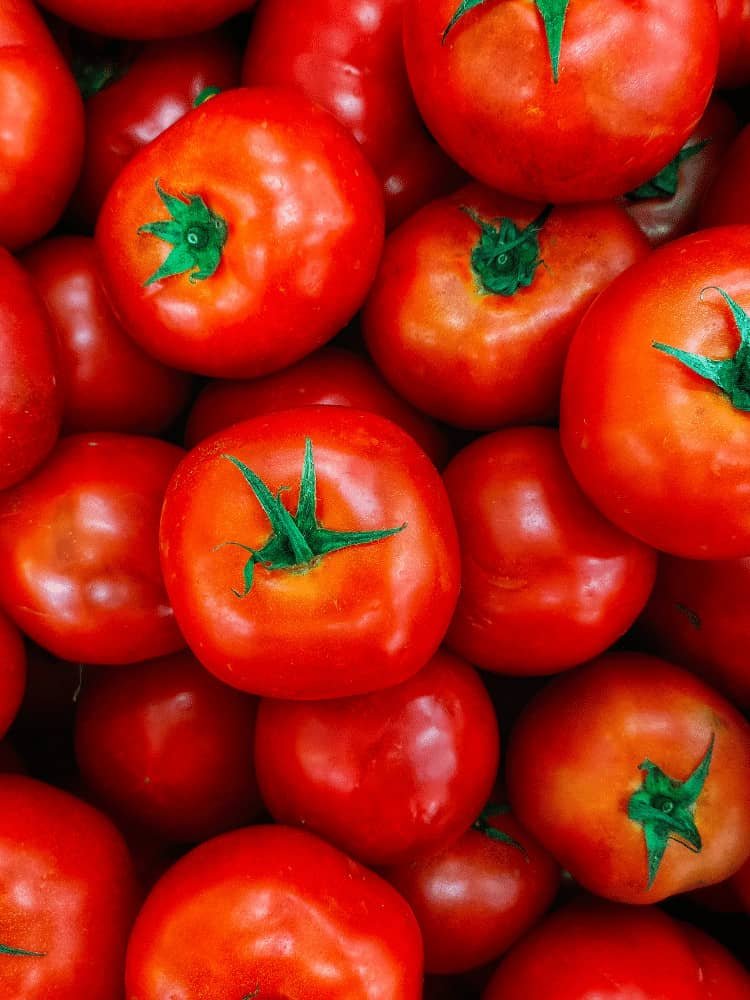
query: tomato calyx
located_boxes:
[442,0,571,83]
[217,438,407,597]
[71,48,131,100]
[138,180,228,286]
[627,733,714,889]
[0,943,46,958]
[472,803,527,856]
[193,86,222,108]
[625,140,710,201]
[462,204,551,296]
[652,288,750,410]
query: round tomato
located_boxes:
[681,923,750,999]
[506,653,750,903]
[0,612,24,740]
[698,124,750,227]
[35,0,254,40]
[160,406,460,699]
[561,226,750,559]
[96,87,384,378]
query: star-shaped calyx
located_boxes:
[462,204,552,296]
[627,733,714,889]
[625,140,709,201]
[218,438,407,597]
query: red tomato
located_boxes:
[160,406,460,699]
[71,31,241,227]
[481,898,704,999]
[255,649,498,866]
[716,0,750,88]
[96,87,384,378]
[0,248,61,490]
[403,0,718,202]
[0,433,186,665]
[699,124,750,227]
[506,653,750,904]
[0,774,139,1000]
[442,428,657,675]
[184,346,450,467]
[384,805,559,974]
[242,0,462,229]
[0,0,84,249]
[125,824,423,999]
[681,923,750,999]
[75,650,261,843]
[0,612,24,739]
[363,186,648,429]
[23,236,192,434]
[35,0,254,40]
[561,227,750,559]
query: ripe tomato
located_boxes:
[0,774,139,1000]
[561,227,750,559]
[363,186,648,429]
[0,248,61,490]
[96,87,384,378]
[125,824,423,999]
[403,0,718,202]
[698,124,750,227]
[442,428,657,675]
[0,433,186,664]
[384,805,559,974]
[716,0,750,88]
[254,649,499,865]
[0,0,84,249]
[506,653,750,903]
[160,406,460,699]
[22,236,192,434]
[681,923,750,999]
[34,0,254,40]
[0,612,24,739]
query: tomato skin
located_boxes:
[383,809,559,974]
[22,236,192,434]
[160,406,460,699]
[561,227,750,559]
[699,125,750,228]
[96,87,385,378]
[125,824,423,999]
[442,428,657,675]
[680,924,750,999]
[255,649,498,866]
[184,346,450,467]
[403,0,718,203]
[0,248,61,490]
[481,897,704,1000]
[71,32,241,227]
[0,612,24,739]
[34,0,254,40]
[506,653,750,904]
[0,0,84,249]
[0,774,139,1000]
[716,0,750,87]
[0,433,186,665]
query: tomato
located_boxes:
[0,433,185,665]
[363,185,648,430]
[184,346,450,467]
[442,428,657,675]
[620,97,738,247]
[716,0,750,88]
[96,87,384,378]
[698,124,750,228]
[0,248,61,490]
[481,897,704,999]
[125,824,423,999]
[681,923,750,999]
[242,0,463,229]
[506,653,750,904]
[71,31,240,227]
[35,0,254,40]
[383,804,559,974]
[160,406,460,699]
[0,612,24,740]
[0,0,84,249]
[75,650,261,843]
[403,0,718,202]
[561,227,750,559]
[0,774,138,1000]
[255,649,498,866]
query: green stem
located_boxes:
[462,204,551,296]
[0,943,45,958]
[472,803,527,856]
[625,140,710,201]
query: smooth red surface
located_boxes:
[699,125,750,227]
[35,0,254,40]
[681,924,750,998]
[0,612,24,740]
[716,0,750,87]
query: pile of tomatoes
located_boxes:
[2,0,750,997]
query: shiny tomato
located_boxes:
[681,924,750,999]
[75,650,261,843]
[561,227,750,559]
[96,87,384,378]
[0,434,185,665]
[363,185,648,429]
[160,406,460,699]
[35,0,254,40]
[22,236,192,434]
[442,428,657,675]
[403,0,718,202]
[255,649,498,865]
[0,0,84,249]
[0,612,24,739]
[0,248,61,490]
[506,654,750,903]
[0,774,138,1000]
[125,824,423,999]
[699,124,750,227]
